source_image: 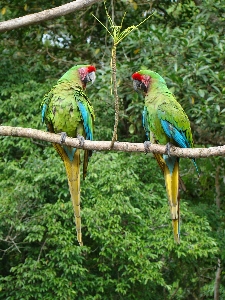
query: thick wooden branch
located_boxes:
[0,0,101,32]
[0,126,225,158]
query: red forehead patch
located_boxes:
[132,72,143,81]
[88,65,96,73]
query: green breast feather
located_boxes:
[42,83,94,139]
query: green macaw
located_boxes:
[132,69,199,243]
[41,65,96,246]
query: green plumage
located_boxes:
[133,69,198,243]
[140,70,193,147]
[41,65,96,246]
[42,65,95,138]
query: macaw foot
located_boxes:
[165,142,173,157]
[144,141,151,155]
[60,132,67,144]
[77,134,85,147]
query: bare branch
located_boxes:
[1,126,225,158]
[214,259,222,300]
[37,238,47,262]
[0,0,102,33]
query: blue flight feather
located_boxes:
[161,119,200,175]
[41,104,47,123]
[77,101,93,141]
[142,106,150,140]
[160,119,191,148]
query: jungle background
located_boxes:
[0,0,225,299]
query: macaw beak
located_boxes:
[133,79,147,93]
[133,79,140,92]
[84,71,96,84]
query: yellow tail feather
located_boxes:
[154,153,165,173]
[53,144,83,246]
[164,161,180,243]
[154,153,186,192]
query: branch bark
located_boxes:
[1,126,225,158]
[214,259,222,300]
[0,0,102,32]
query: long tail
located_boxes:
[154,153,186,191]
[53,143,82,246]
[163,156,180,243]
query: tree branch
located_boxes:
[0,0,102,33]
[1,126,225,158]
[214,259,222,300]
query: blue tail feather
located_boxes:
[163,154,177,175]
[62,145,77,162]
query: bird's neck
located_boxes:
[58,70,82,87]
[146,81,171,102]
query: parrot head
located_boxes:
[59,65,96,90]
[132,70,166,94]
[78,65,96,89]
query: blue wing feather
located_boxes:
[41,103,47,123]
[160,119,191,148]
[142,106,150,140]
[77,101,93,141]
[161,119,200,174]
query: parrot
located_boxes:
[41,65,96,246]
[132,69,199,243]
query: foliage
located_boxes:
[0,152,219,299]
[0,0,224,299]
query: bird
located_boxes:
[132,69,199,243]
[41,65,96,246]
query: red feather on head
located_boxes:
[132,72,143,81]
[79,66,95,82]
[87,66,96,73]
[132,72,151,92]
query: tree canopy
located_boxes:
[0,0,225,299]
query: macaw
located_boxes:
[132,69,199,243]
[41,65,96,246]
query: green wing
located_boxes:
[157,99,193,149]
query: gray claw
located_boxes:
[165,142,172,157]
[144,141,151,154]
[77,134,85,147]
[60,132,67,144]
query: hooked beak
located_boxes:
[133,79,147,94]
[86,71,96,84]
[133,79,140,92]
